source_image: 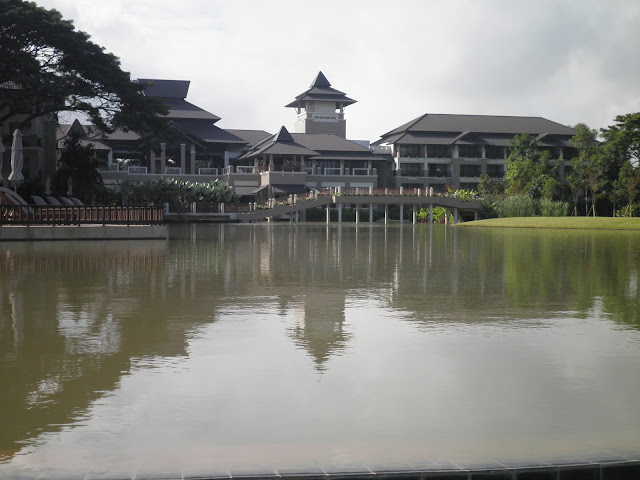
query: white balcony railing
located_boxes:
[107,164,119,172]
[352,168,371,176]
[198,167,218,175]
[165,167,182,175]
[128,166,147,174]
[324,168,341,176]
[236,166,256,174]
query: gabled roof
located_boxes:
[291,133,390,161]
[139,79,190,98]
[239,126,319,159]
[452,131,489,145]
[380,113,576,138]
[171,119,246,145]
[291,133,373,153]
[225,129,272,148]
[160,97,221,122]
[285,71,356,109]
[56,121,111,150]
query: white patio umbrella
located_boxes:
[44,175,52,195]
[8,129,24,190]
[0,139,5,182]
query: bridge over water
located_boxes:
[233,188,483,224]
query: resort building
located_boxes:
[97,79,255,184]
[228,72,391,197]
[374,114,577,192]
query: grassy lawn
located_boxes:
[458,217,640,230]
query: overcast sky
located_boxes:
[36,0,640,141]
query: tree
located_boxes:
[56,131,105,203]
[0,0,169,136]
[570,123,602,216]
[601,112,640,215]
[505,133,555,198]
[615,161,640,217]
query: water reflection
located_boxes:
[1,224,640,473]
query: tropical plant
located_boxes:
[505,133,555,198]
[56,131,105,203]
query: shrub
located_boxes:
[417,206,447,223]
[496,195,536,218]
[539,198,569,217]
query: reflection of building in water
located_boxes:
[0,239,220,463]
[290,293,349,372]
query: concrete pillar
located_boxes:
[338,204,343,223]
[190,144,196,174]
[385,204,389,225]
[180,144,186,173]
[160,142,166,174]
[355,204,360,224]
[400,203,403,224]
[224,151,230,169]
[369,204,373,223]
[326,205,330,224]
[444,208,448,225]
[150,150,156,173]
[429,204,433,224]
[429,187,434,197]
[474,210,479,221]
[454,208,459,223]
[413,204,417,225]
[340,159,344,175]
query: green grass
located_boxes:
[458,217,640,230]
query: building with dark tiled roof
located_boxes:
[374,113,577,192]
[286,71,356,138]
[98,79,269,183]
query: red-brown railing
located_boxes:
[0,205,164,226]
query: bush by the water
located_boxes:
[538,198,569,217]
[482,195,569,218]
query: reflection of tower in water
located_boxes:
[290,292,350,372]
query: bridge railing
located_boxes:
[0,205,164,226]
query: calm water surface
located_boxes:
[1,224,640,476]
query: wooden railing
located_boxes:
[0,205,164,226]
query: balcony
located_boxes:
[394,168,453,178]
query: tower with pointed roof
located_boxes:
[286,72,356,138]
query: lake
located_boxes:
[1,223,640,478]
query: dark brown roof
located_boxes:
[139,79,190,98]
[161,98,220,121]
[225,129,272,148]
[171,119,246,144]
[291,133,372,153]
[238,126,319,159]
[381,113,576,138]
[285,71,356,109]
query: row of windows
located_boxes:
[397,144,577,160]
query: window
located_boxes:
[486,146,504,159]
[487,164,504,178]
[458,145,481,158]
[460,165,481,177]
[427,145,450,158]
